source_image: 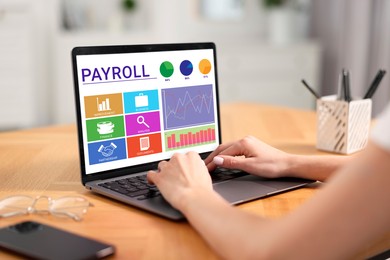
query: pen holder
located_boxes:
[316,95,372,154]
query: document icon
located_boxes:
[140,136,150,151]
[135,93,148,108]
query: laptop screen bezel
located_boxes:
[71,42,221,185]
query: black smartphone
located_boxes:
[0,221,115,260]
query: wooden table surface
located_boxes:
[0,103,388,259]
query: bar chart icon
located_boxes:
[97,97,111,112]
[84,93,123,118]
[165,125,216,150]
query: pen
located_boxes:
[301,79,320,99]
[363,69,386,99]
[342,69,351,102]
[337,73,343,100]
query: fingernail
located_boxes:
[213,156,224,165]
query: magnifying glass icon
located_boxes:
[137,115,150,128]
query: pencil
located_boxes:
[301,79,320,99]
[363,70,386,99]
[342,69,351,102]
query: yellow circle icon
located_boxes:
[198,59,212,74]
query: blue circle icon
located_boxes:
[180,60,193,76]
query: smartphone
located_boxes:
[0,221,115,260]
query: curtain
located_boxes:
[310,0,390,116]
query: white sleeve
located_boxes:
[370,103,390,151]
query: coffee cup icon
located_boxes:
[97,121,115,134]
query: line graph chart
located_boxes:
[162,85,215,130]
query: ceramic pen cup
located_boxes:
[316,95,372,154]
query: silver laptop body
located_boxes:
[72,42,313,220]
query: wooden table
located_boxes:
[0,103,388,259]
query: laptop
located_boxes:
[71,42,313,220]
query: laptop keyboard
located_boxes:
[98,175,161,200]
[211,167,247,183]
[98,168,247,200]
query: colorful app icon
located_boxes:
[123,90,159,113]
[88,138,127,165]
[86,116,125,142]
[127,133,162,158]
[125,111,160,136]
[84,93,123,119]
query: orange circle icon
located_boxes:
[198,59,211,74]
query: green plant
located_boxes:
[122,0,136,12]
[263,0,287,8]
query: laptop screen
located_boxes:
[72,43,220,176]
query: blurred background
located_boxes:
[0,0,389,130]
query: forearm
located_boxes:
[271,142,390,259]
[181,143,390,260]
[283,154,353,181]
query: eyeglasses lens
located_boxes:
[50,197,92,221]
[0,195,34,218]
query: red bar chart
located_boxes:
[165,125,216,150]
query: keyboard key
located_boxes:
[99,174,162,200]
[128,189,150,197]
[137,191,161,200]
[111,187,130,195]
[211,168,247,183]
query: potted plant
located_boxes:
[263,0,287,8]
[262,0,296,45]
[122,0,136,12]
[121,0,137,30]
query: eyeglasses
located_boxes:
[0,195,94,221]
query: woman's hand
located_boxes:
[147,151,214,211]
[204,135,291,178]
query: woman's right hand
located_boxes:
[204,135,291,178]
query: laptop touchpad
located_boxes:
[213,175,277,204]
